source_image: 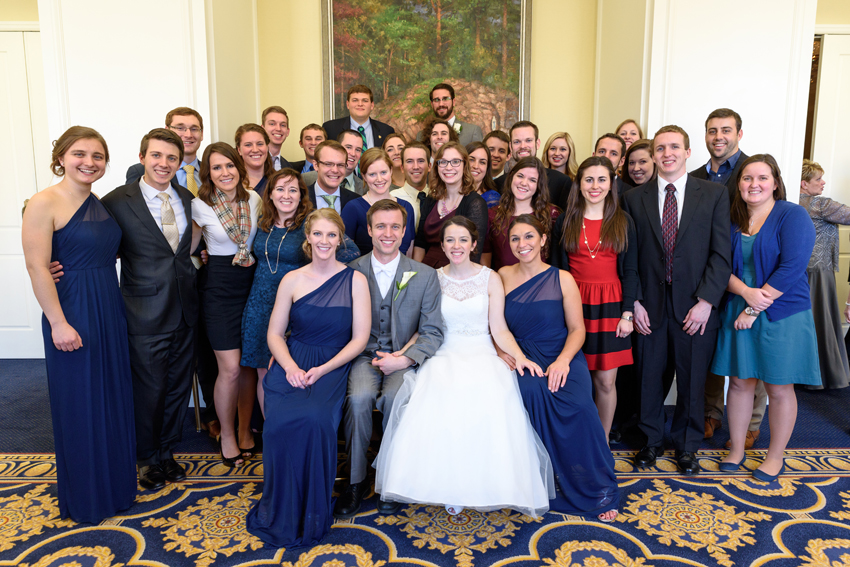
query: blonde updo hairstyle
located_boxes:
[301,208,347,259]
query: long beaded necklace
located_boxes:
[264,224,289,274]
[582,220,603,259]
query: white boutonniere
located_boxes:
[453,122,462,135]
[394,271,417,301]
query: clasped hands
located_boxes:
[735,287,773,331]
[497,351,564,393]
[283,364,327,389]
[634,298,714,336]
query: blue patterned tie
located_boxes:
[662,184,678,283]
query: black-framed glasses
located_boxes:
[431,96,453,103]
[436,158,463,168]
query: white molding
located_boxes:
[591,0,604,144]
[779,0,817,202]
[638,0,653,131]
[645,0,672,133]
[188,0,211,134]
[252,0,261,119]
[0,21,38,32]
[204,0,218,143]
[36,0,70,145]
[815,25,850,35]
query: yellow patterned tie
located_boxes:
[157,192,180,253]
[184,164,199,197]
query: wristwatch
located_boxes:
[744,306,759,317]
[621,314,634,322]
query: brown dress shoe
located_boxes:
[725,430,759,450]
[704,417,721,438]
[202,419,221,440]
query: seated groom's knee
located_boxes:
[346,356,382,412]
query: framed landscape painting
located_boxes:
[321,0,532,141]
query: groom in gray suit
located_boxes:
[334,200,444,518]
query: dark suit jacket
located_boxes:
[689,151,749,203]
[323,116,395,148]
[494,167,571,211]
[101,181,199,335]
[621,175,731,331]
[290,160,313,174]
[307,182,359,211]
[126,162,183,191]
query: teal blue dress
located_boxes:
[711,234,820,385]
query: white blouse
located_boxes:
[192,190,262,256]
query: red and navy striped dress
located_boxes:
[568,218,633,371]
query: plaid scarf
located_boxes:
[211,188,255,267]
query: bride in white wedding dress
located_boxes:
[373,216,555,518]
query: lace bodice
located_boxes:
[437,266,491,336]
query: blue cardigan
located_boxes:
[727,199,815,321]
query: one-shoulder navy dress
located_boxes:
[504,266,619,516]
[42,195,137,523]
[247,267,354,547]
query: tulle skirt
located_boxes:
[373,332,555,518]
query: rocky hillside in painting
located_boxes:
[373,78,519,141]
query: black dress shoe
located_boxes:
[161,458,187,482]
[333,480,370,519]
[676,451,700,475]
[608,429,622,444]
[377,498,401,514]
[139,464,167,491]
[634,446,661,468]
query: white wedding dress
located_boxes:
[373,266,555,518]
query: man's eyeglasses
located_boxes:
[431,96,453,103]
[436,159,463,168]
[318,161,346,170]
[170,126,202,134]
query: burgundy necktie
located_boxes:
[662,184,677,283]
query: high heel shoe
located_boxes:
[753,462,785,482]
[718,455,747,472]
[239,446,256,460]
[219,441,244,468]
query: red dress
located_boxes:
[567,218,633,371]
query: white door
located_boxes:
[811,34,850,314]
[0,32,49,358]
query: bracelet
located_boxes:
[846,302,850,306]
[621,314,634,322]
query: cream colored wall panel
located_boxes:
[645,0,815,201]
[39,0,211,195]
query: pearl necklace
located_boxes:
[582,221,603,259]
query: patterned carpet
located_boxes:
[4,450,850,566]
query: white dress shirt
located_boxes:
[139,177,188,239]
[371,251,401,299]
[656,173,687,228]
[271,153,283,171]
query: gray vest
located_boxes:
[366,275,394,353]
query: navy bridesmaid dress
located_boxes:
[42,195,137,523]
[247,267,355,548]
[504,266,619,516]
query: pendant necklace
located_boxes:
[265,224,289,274]
[582,221,603,259]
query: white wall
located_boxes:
[37,0,211,194]
[644,0,816,201]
